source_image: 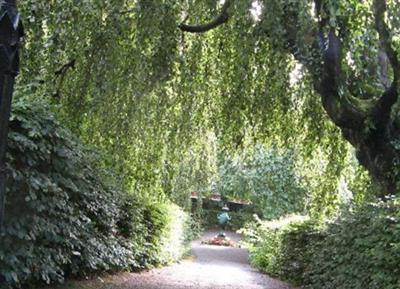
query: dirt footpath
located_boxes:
[57,231,294,289]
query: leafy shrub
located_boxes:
[118,195,191,268]
[227,209,256,231]
[0,99,134,288]
[242,199,400,289]
[200,207,220,229]
[0,99,192,288]
[241,215,318,285]
[305,198,400,289]
[150,202,191,263]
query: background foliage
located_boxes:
[217,146,306,219]
[15,0,359,212]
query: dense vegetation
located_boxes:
[1,0,399,288]
[217,146,306,219]
[0,98,191,288]
[242,198,400,289]
[17,0,356,215]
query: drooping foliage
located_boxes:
[5,1,400,288]
[217,146,306,219]
[179,0,400,196]
[15,0,369,214]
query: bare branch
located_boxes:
[179,0,231,33]
[54,59,76,99]
[55,59,76,76]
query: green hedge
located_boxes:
[306,200,400,289]
[241,215,316,285]
[0,99,191,288]
[118,196,191,268]
[242,200,400,289]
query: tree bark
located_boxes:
[0,0,22,227]
[179,0,231,33]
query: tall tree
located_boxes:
[179,0,400,197]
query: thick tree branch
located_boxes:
[373,0,399,121]
[179,0,231,33]
[378,47,391,89]
[374,0,400,81]
[300,3,367,129]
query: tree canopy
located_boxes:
[179,0,400,195]
[14,0,399,214]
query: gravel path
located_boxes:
[88,230,294,289]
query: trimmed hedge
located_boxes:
[306,200,400,289]
[242,200,400,289]
[241,215,317,285]
[0,100,191,288]
[118,196,190,268]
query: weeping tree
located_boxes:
[179,0,400,197]
[15,0,391,211]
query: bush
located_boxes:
[147,202,191,264]
[200,207,220,229]
[241,215,318,285]
[242,200,400,289]
[0,99,133,288]
[305,199,400,289]
[0,99,192,288]
[227,209,256,231]
[118,196,191,268]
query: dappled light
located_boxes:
[250,1,263,22]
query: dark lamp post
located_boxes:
[0,0,22,228]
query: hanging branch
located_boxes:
[55,59,76,76]
[54,59,76,99]
[179,0,231,33]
